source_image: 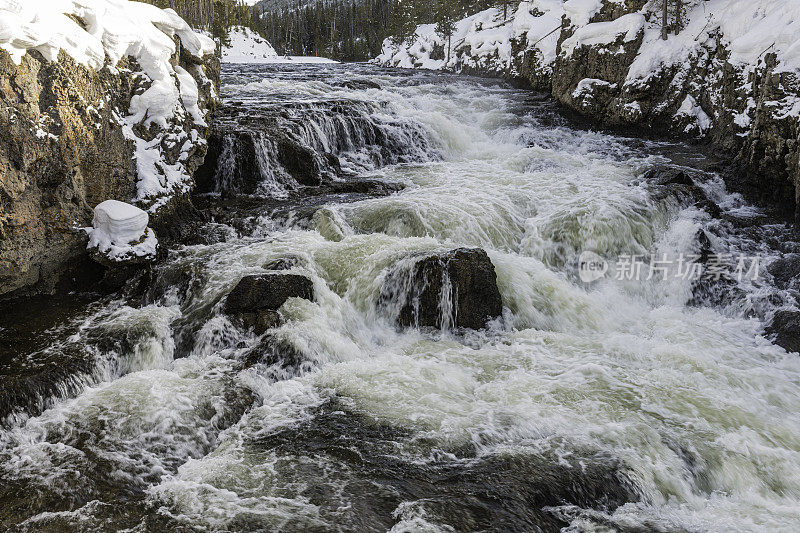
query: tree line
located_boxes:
[137,0,519,61]
[135,0,254,46]
[257,0,515,61]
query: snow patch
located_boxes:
[87,200,158,262]
[221,26,278,64]
[561,13,644,57]
[675,94,712,133]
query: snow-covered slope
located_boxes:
[220,26,338,64]
[221,26,279,63]
[377,0,800,88]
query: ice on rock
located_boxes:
[88,200,158,262]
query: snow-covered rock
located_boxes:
[222,26,279,64]
[87,200,157,263]
[0,0,218,296]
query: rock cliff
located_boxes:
[376,0,800,218]
[0,0,219,298]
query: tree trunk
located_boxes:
[661,0,669,40]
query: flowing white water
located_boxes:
[2,64,800,532]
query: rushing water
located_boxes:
[2,63,800,532]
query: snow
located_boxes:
[222,26,278,64]
[626,0,800,86]
[221,26,339,65]
[87,200,158,261]
[675,94,712,133]
[563,0,603,27]
[0,0,217,211]
[560,13,645,57]
[572,77,615,98]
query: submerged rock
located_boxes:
[765,310,800,354]
[224,273,314,334]
[380,248,502,330]
[644,166,722,218]
[767,254,800,289]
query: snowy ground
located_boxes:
[221,26,337,64]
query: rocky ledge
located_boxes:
[0,0,220,299]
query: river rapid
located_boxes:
[2,63,800,532]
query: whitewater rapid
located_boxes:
[2,64,800,532]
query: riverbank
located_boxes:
[375,0,800,219]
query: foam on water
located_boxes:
[3,64,800,531]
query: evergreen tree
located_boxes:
[434,0,458,63]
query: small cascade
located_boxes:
[197,96,442,197]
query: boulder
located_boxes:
[767,254,800,289]
[380,248,502,330]
[224,273,314,334]
[643,166,722,218]
[765,310,800,354]
[87,200,158,265]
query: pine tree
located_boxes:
[434,0,458,63]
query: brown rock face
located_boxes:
[0,45,219,299]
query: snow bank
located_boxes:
[0,0,217,210]
[221,26,278,64]
[220,26,339,65]
[375,2,562,72]
[87,200,158,262]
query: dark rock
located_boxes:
[380,248,502,330]
[767,254,800,289]
[326,179,405,196]
[241,333,309,371]
[275,134,323,186]
[765,310,800,354]
[263,255,302,271]
[235,309,282,336]
[688,228,747,308]
[341,79,382,90]
[644,166,722,218]
[225,273,314,333]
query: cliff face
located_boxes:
[0,1,219,298]
[376,0,800,217]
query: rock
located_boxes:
[0,12,219,299]
[235,309,283,336]
[380,248,503,330]
[765,310,800,354]
[87,200,158,265]
[643,166,722,218]
[688,228,746,308]
[224,273,314,333]
[263,256,302,271]
[767,254,800,288]
[241,333,309,371]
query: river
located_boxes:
[1,63,800,532]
